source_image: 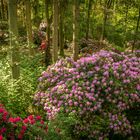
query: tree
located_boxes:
[101,0,113,41]
[86,0,92,39]
[123,0,130,46]
[73,0,79,61]
[52,0,59,63]
[0,0,8,20]
[59,0,66,57]
[132,6,140,52]
[7,0,20,79]
[32,0,41,27]
[25,0,33,54]
[45,0,52,66]
[0,0,5,20]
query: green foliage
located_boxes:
[0,50,45,118]
[46,112,77,140]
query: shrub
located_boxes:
[34,50,140,139]
[0,103,49,140]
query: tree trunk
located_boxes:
[123,1,129,47]
[113,0,117,23]
[101,0,113,41]
[1,0,4,20]
[132,7,140,52]
[45,0,52,66]
[22,5,26,27]
[33,0,40,27]
[25,0,33,54]
[8,0,20,79]
[5,1,8,20]
[52,0,59,63]
[73,0,79,61]
[101,0,107,40]
[0,1,2,19]
[86,0,91,40]
[59,1,64,57]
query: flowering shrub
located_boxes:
[135,50,140,57]
[34,50,140,139]
[0,104,48,140]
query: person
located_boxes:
[39,21,47,32]
[39,39,47,51]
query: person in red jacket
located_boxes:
[39,38,48,51]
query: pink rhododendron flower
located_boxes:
[0,135,3,140]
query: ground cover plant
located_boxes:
[35,50,140,140]
[0,50,45,117]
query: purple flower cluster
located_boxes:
[34,50,140,139]
[109,113,131,135]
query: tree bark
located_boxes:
[22,4,26,27]
[113,0,118,26]
[73,0,79,61]
[101,0,107,40]
[8,0,20,79]
[132,7,140,52]
[25,0,33,54]
[5,1,8,20]
[52,0,59,63]
[1,0,5,20]
[45,0,52,66]
[123,1,129,47]
[101,0,113,41]
[33,0,40,27]
[59,1,64,57]
[86,0,92,40]
[0,0,2,19]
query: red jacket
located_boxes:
[40,41,47,50]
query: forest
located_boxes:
[0,0,140,139]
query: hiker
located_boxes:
[39,38,47,51]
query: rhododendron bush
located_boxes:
[0,104,48,140]
[34,50,140,139]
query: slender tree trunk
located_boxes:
[113,0,117,23]
[132,7,140,52]
[22,5,25,27]
[34,0,39,15]
[45,0,50,45]
[5,1,8,20]
[52,0,59,63]
[59,1,64,57]
[101,0,107,40]
[86,0,91,40]
[73,0,79,61]
[91,0,97,38]
[1,0,8,20]
[0,1,2,19]
[101,0,112,41]
[25,0,33,54]
[45,0,52,66]
[123,2,129,47]
[33,0,40,27]
[8,0,20,79]
[1,0,4,20]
